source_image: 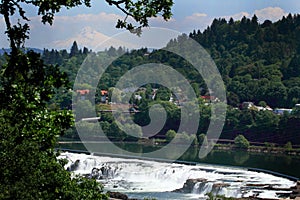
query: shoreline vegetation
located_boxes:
[214,143,300,156]
[58,137,300,157]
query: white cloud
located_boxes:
[53,12,120,24]
[221,7,287,22]
[22,12,126,49]
[222,12,251,21]
[254,7,287,22]
[178,7,287,33]
[180,13,212,31]
[186,13,208,20]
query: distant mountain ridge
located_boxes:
[50,26,137,50]
[0,48,43,55]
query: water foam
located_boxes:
[59,152,295,199]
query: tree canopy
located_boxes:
[0,0,174,199]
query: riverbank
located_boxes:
[213,144,300,157]
[58,138,300,157]
[145,138,300,157]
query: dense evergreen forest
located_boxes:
[190,14,300,109]
[8,14,300,146]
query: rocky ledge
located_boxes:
[173,178,207,193]
[107,180,300,200]
[290,181,300,199]
[173,178,230,194]
[107,191,138,200]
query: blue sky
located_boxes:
[1,0,300,49]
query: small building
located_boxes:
[76,89,90,100]
[273,108,293,115]
[100,90,108,103]
[201,95,218,103]
[241,102,273,111]
[256,106,273,111]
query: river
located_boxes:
[58,142,300,178]
[58,142,299,199]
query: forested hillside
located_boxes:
[189,14,300,108]
[25,15,300,145]
[41,14,300,108]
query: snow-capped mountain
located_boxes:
[50,26,136,50]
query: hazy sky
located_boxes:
[1,0,300,49]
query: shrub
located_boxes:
[234,135,250,149]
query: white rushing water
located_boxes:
[59,152,295,200]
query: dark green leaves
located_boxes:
[107,0,173,33]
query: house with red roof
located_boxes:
[100,90,108,103]
[201,95,218,103]
[76,89,90,100]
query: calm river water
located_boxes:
[58,142,300,179]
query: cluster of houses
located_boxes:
[76,89,299,115]
[76,88,219,107]
[240,101,300,115]
[76,89,109,103]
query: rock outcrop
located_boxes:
[173,178,207,193]
[107,191,129,200]
[67,159,80,171]
[106,191,138,200]
[212,183,230,194]
[290,181,300,199]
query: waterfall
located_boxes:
[200,182,214,195]
[192,182,201,194]
[192,182,214,195]
[59,152,295,199]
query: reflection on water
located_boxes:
[233,151,250,164]
[57,142,300,178]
